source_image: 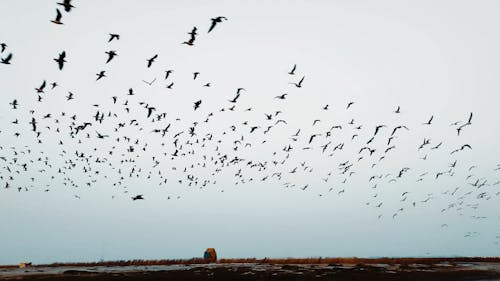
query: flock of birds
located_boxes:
[1,0,500,246]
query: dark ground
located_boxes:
[2,263,500,281]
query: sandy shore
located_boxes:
[2,262,500,281]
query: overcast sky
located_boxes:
[1,0,500,265]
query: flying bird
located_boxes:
[423,115,434,125]
[289,76,305,88]
[108,33,120,42]
[54,51,66,70]
[194,100,202,110]
[105,50,117,63]
[288,64,296,75]
[35,80,46,93]
[96,71,106,81]
[51,9,63,25]
[165,70,173,80]
[57,0,74,12]
[208,16,227,33]
[1,53,12,64]
[147,54,158,68]
[229,93,241,103]
[275,93,288,100]
[132,195,144,201]
[183,26,197,45]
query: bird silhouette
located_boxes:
[51,9,63,25]
[289,76,305,88]
[183,26,197,45]
[132,195,144,201]
[208,16,227,33]
[96,71,106,81]
[54,51,66,70]
[57,0,74,12]
[193,100,202,110]
[165,70,173,80]
[147,54,158,68]
[105,50,118,63]
[275,93,288,100]
[423,115,434,125]
[1,53,12,64]
[35,80,46,93]
[108,33,120,42]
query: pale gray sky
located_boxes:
[1,0,500,264]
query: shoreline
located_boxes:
[2,260,500,281]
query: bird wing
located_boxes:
[208,20,217,33]
[55,9,62,21]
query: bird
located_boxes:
[208,16,227,33]
[275,93,288,100]
[288,64,296,75]
[466,112,473,125]
[96,131,109,139]
[28,117,38,131]
[423,115,434,125]
[229,93,241,103]
[66,92,74,100]
[183,26,197,45]
[188,26,198,38]
[193,100,202,110]
[289,76,305,88]
[57,0,74,12]
[147,54,158,68]
[105,50,118,63]
[132,195,144,201]
[165,70,173,80]
[394,106,401,113]
[193,72,199,80]
[309,134,321,144]
[346,102,355,109]
[450,144,472,154]
[54,51,66,70]
[96,71,106,81]
[35,80,46,93]
[0,43,6,53]
[51,9,64,25]
[1,53,12,64]
[108,33,120,42]
[374,125,386,136]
